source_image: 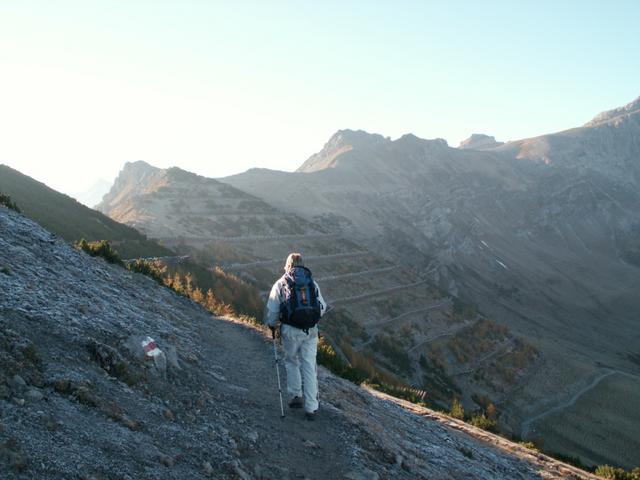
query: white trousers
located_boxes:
[281,324,319,413]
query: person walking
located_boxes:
[265,253,326,420]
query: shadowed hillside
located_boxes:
[0,165,171,259]
[0,206,599,479]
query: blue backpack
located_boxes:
[280,266,321,331]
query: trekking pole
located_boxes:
[271,328,285,419]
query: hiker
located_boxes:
[265,253,326,420]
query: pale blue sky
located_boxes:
[1,1,638,198]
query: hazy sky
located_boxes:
[1,1,639,198]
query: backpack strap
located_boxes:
[281,272,296,321]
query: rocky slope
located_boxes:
[222,98,640,469]
[0,206,599,479]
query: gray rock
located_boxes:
[303,440,319,449]
[162,408,175,421]
[25,388,44,402]
[165,345,181,371]
[151,350,167,379]
[123,335,150,362]
[209,371,227,382]
[345,470,379,480]
[202,461,214,476]
[158,453,174,467]
[0,384,11,399]
[8,374,27,393]
[232,461,252,480]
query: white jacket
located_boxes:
[264,272,326,328]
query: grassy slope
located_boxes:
[0,165,171,258]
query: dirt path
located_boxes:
[123,255,190,263]
[520,369,640,437]
[369,299,452,329]
[452,340,515,377]
[331,279,429,305]
[156,233,335,242]
[227,251,366,270]
[316,265,398,282]
[406,319,472,353]
[194,319,361,479]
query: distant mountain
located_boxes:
[72,178,112,208]
[458,134,504,150]
[97,161,326,239]
[222,97,640,469]
[0,164,171,258]
[297,129,390,173]
[584,96,640,127]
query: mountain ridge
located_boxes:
[585,96,640,127]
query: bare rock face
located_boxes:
[98,160,160,212]
[458,133,504,149]
[585,96,640,127]
[297,129,389,173]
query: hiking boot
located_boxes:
[304,410,317,421]
[288,396,303,409]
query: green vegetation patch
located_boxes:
[594,465,640,480]
[0,192,20,212]
[76,239,124,266]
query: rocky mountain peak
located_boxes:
[396,133,421,143]
[121,160,159,178]
[395,133,449,149]
[97,161,163,213]
[585,96,640,127]
[327,129,388,149]
[458,134,504,150]
[296,129,389,172]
